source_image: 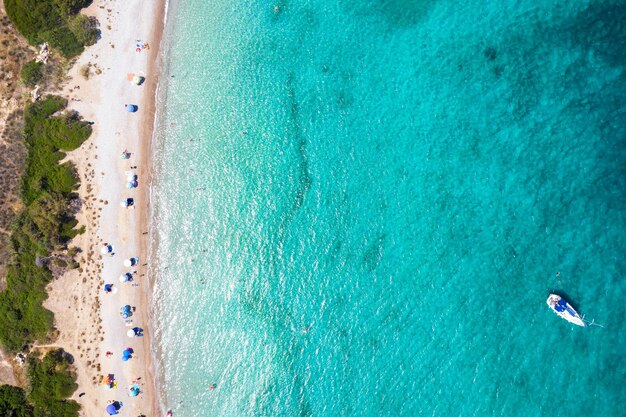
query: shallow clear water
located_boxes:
[152,1,626,415]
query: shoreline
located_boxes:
[44,0,166,416]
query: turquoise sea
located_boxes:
[151,1,626,415]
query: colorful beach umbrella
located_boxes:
[122,348,133,361]
[100,244,113,255]
[129,384,140,397]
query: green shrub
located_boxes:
[0,96,90,352]
[21,61,44,87]
[21,97,91,204]
[3,0,62,45]
[53,0,91,16]
[67,14,97,46]
[0,385,33,417]
[27,350,80,417]
[4,0,94,57]
[39,26,84,57]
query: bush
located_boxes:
[3,0,62,45]
[21,61,44,87]
[53,0,92,16]
[0,385,33,417]
[0,96,90,352]
[67,14,98,46]
[4,0,95,57]
[39,26,83,57]
[27,350,80,417]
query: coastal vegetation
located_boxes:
[0,13,31,285]
[3,0,96,57]
[20,60,44,87]
[0,96,91,352]
[0,349,79,417]
[0,384,32,416]
[0,8,90,417]
[27,349,80,416]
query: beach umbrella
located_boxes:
[120,150,131,159]
[126,174,137,182]
[125,104,138,112]
[105,401,122,415]
[128,384,140,397]
[120,305,132,318]
[104,284,113,293]
[122,348,133,361]
[124,257,139,267]
[132,75,145,85]
[132,327,143,337]
[100,244,113,255]
[120,198,134,208]
[119,273,132,282]
[127,329,136,338]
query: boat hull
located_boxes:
[546,294,585,327]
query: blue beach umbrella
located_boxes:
[120,305,132,319]
[122,348,134,361]
[125,104,138,112]
[105,401,122,415]
[104,284,113,293]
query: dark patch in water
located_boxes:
[336,91,353,109]
[483,46,497,61]
[279,73,312,233]
[378,0,435,27]
[363,235,385,271]
[493,65,504,79]
[340,0,435,28]
[562,3,626,68]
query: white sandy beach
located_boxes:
[44,0,164,416]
